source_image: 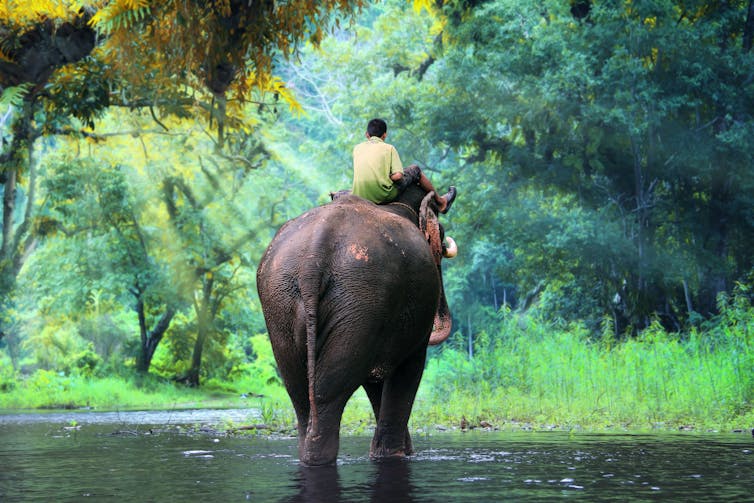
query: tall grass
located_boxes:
[414,302,754,431]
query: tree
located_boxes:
[0,0,364,371]
[0,6,97,338]
[161,164,261,387]
[14,102,283,379]
[423,0,754,333]
[271,0,754,338]
[19,156,178,373]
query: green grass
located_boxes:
[0,370,273,412]
[3,305,753,434]
[411,312,754,433]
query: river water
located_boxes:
[1,409,752,501]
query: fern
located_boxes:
[90,0,152,34]
[0,83,32,108]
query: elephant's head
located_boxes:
[391,186,457,346]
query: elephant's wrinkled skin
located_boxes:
[257,185,453,466]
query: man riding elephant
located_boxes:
[352,118,456,213]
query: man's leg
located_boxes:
[398,164,457,213]
[416,171,449,211]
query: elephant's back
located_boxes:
[316,197,435,279]
[260,196,433,274]
[258,196,439,325]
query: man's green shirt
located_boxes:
[352,136,404,203]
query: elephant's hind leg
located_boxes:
[266,301,312,461]
[300,396,350,466]
[369,347,426,459]
[364,381,414,456]
[300,354,366,466]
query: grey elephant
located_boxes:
[256,183,457,466]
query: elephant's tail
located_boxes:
[301,262,322,435]
[305,299,318,433]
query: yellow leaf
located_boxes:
[1,0,82,24]
[268,76,303,115]
[411,0,433,14]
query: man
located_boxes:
[352,118,456,212]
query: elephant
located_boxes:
[256,183,457,466]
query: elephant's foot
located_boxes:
[300,434,340,466]
[301,435,339,466]
[300,423,340,466]
[370,447,408,460]
[300,451,338,467]
[370,427,413,459]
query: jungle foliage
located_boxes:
[0,0,361,387]
[1,0,754,427]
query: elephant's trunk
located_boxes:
[428,269,452,345]
[429,311,451,345]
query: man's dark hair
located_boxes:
[367,118,387,137]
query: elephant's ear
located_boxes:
[419,192,443,264]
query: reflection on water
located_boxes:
[1,411,752,501]
[286,460,416,503]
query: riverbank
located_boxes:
[3,308,754,435]
[2,372,752,436]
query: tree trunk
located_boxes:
[186,275,214,387]
[0,103,37,305]
[700,183,731,316]
[1,169,16,267]
[186,325,208,387]
[682,279,694,315]
[491,273,498,311]
[136,299,176,373]
[467,312,473,359]
[628,124,660,331]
